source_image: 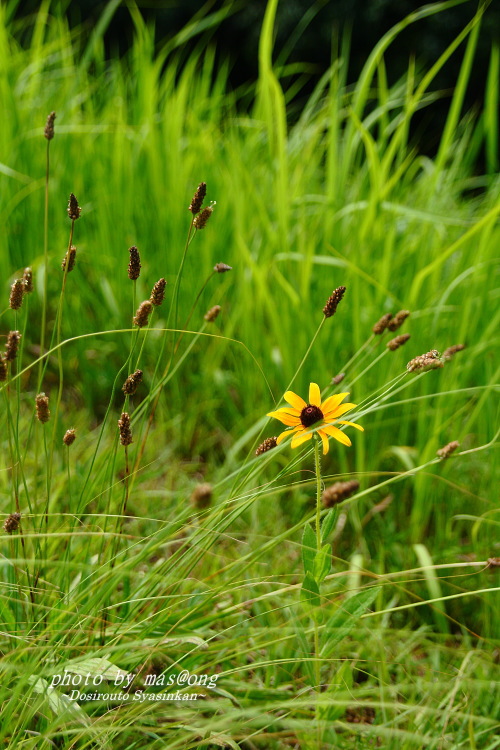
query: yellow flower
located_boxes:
[267,382,363,455]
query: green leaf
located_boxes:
[321,587,380,659]
[314,544,332,584]
[53,657,133,684]
[302,523,317,576]
[301,572,321,611]
[321,507,338,544]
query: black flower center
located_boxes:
[300,404,323,428]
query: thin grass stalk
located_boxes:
[129,325,208,492]
[38,138,51,390]
[173,269,216,357]
[346,348,389,390]
[132,222,196,475]
[340,333,376,374]
[47,218,76,508]
[38,425,50,593]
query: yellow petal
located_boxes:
[267,408,301,426]
[317,429,330,455]
[321,424,352,447]
[291,429,313,449]
[284,390,307,410]
[336,420,364,432]
[308,382,321,407]
[276,426,301,444]
[321,393,350,414]
[323,403,357,419]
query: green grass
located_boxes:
[0,1,499,747]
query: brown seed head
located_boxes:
[256,437,278,456]
[189,182,207,215]
[193,205,214,229]
[332,373,346,385]
[407,349,443,372]
[118,412,133,446]
[62,246,77,273]
[372,313,393,335]
[133,300,153,328]
[204,305,221,322]
[442,344,466,362]
[3,512,21,534]
[387,310,410,331]
[387,333,411,351]
[68,193,81,221]
[323,286,346,318]
[128,246,141,281]
[44,111,56,140]
[23,267,34,293]
[0,357,7,382]
[122,369,143,396]
[437,440,460,459]
[63,428,76,446]
[35,392,50,423]
[214,263,232,273]
[9,279,25,310]
[190,483,212,509]
[150,278,166,307]
[5,331,21,362]
[487,557,500,568]
[322,480,360,508]
[345,707,376,725]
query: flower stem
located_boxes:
[314,439,322,550]
[313,437,322,747]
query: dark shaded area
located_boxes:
[13,1,500,157]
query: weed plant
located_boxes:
[0,0,499,748]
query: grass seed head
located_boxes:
[193,204,214,229]
[150,278,166,306]
[437,440,459,459]
[189,182,207,215]
[133,300,153,328]
[332,373,345,385]
[204,304,221,322]
[323,286,346,318]
[0,357,7,382]
[5,331,21,362]
[35,393,50,423]
[3,512,21,533]
[387,333,411,351]
[67,193,81,221]
[122,369,143,395]
[387,310,410,331]
[63,428,76,446]
[9,279,25,310]
[23,268,34,293]
[255,437,278,455]
[322,480,360,507]
[442,344,466,361]
[128,246,141,281]
[62,245,77,272]
[372,313,393,335]
[407,349,443,372]
[118,412,133,446]
[214,263,232,273]
[44,111,56,140]
[190,483,212,509]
